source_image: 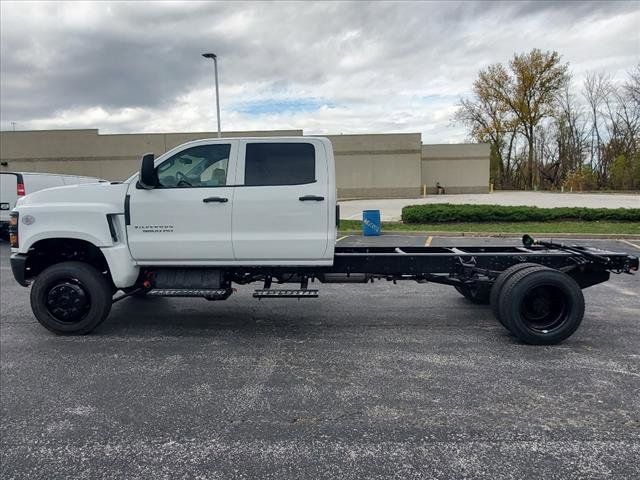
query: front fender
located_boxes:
[14,203,117,253]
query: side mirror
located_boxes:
[138,153,157,189]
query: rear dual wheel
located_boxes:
[494,266,585,345]
[490,263,550,325]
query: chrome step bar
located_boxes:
[253,289,319,298]
[146,288,232,300]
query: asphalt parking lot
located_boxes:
[1,237,639,479]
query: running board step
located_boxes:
[253,289,319,298]
[147,288,232,300]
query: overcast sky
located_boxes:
[1,1,638,142]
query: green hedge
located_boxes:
[401,204,640,223]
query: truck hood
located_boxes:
[16,182,129,211]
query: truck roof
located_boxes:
[0,171,107,181]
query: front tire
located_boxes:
[30,261,112,335]
[498,268,585,345]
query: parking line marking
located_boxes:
[425,236,433,246]
[601,282,638,297]
[618,239,640,251]
[336,236,348,242]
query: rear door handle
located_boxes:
[299,195,325,201]
[203,196,228,203]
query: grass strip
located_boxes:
[339,220,640,235]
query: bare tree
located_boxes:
[583,72,612,175]
[623,64,640,107]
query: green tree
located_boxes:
[610,153,640,189]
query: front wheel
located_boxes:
[30,261,112,335]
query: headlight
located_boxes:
[9,212,18,248]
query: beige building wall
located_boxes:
[1,129,489,199]
[0,129,302,181]
[326,133,422,199]
[421,143,490,194]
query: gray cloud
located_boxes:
[1,1,638,142]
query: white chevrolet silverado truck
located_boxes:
[8,137,638,344]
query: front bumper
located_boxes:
[10,253,29,287]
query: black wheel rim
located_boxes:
[519,284,568,332]
[45,279,91,323]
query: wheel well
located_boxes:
[25,238,113,286]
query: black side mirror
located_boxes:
[138,153,157,189]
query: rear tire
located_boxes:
[490,263,549,325]
[454,284,490,304]
[30,261,112,335]
[498,268,585,345]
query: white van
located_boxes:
[1,172,105,233]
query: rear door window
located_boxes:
[244,143,315,186]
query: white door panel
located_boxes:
[126,141,237,262]
[232,140,330,262]
[127,187,234,261]
[232,184,328,260]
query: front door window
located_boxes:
[156,144,231,188]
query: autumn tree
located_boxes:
[486,50,569,188]
[453,76,518,187]
[456,55,639,191]
[456,49,569,189]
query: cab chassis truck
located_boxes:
[8,137,639,344]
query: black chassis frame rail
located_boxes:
[324,244,638,289]
[332,244,637,273]
[221,242,638,291]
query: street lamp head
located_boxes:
[202,53,217,59]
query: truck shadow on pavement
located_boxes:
[96,294,518,344]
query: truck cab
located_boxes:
[10,137,337,291]
[126,137,336,265]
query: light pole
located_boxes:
[202,53,221,138]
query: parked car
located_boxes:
[1,171,105,235]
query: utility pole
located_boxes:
[202,53,221,137]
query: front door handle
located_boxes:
[299,195,325,201]
[203,196,228,203]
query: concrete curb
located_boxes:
[338,230,640,240]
